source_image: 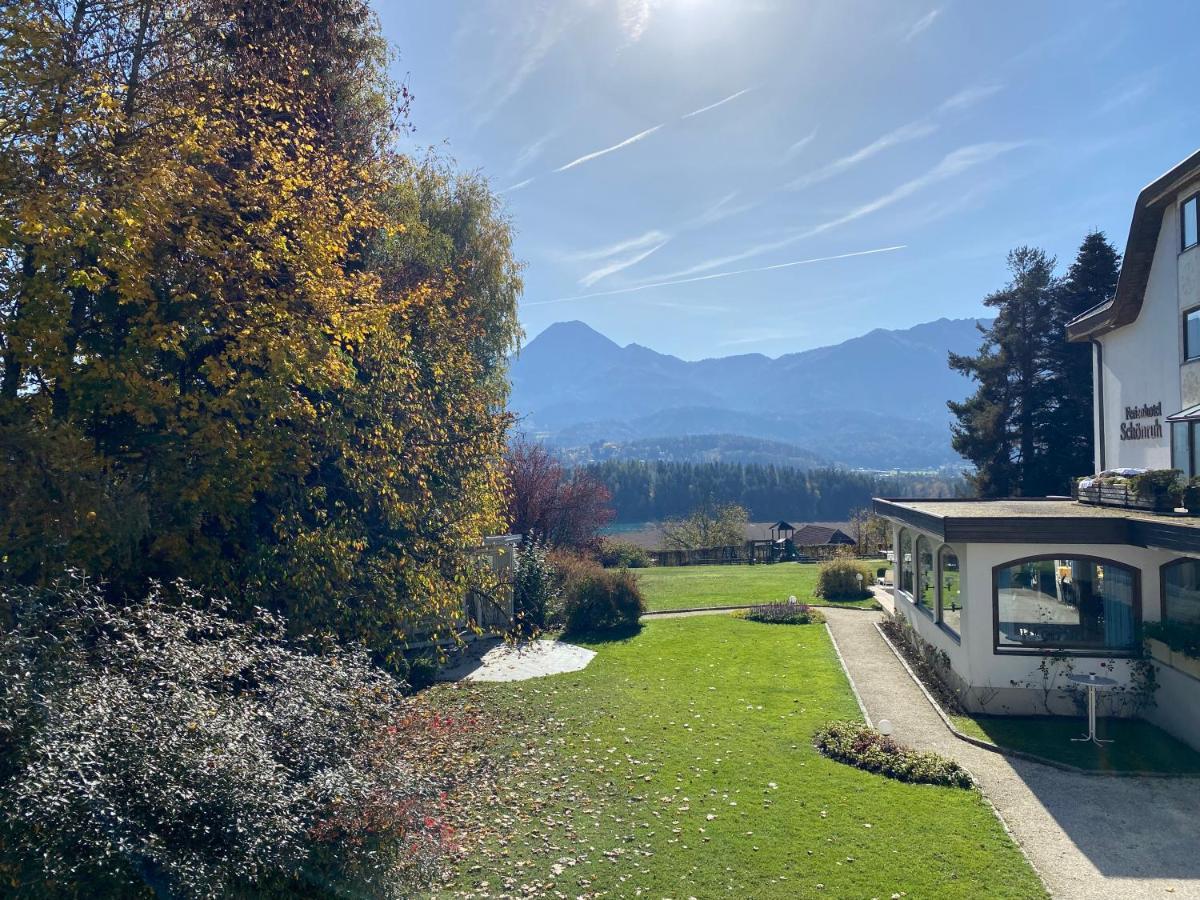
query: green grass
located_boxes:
[635,562,881,612]
[433,616,1044,899]
[949,713,1200,774]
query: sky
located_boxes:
[375,0,1199,361]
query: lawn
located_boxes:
[432,616,1044,899]
[949,713,1200,774]
[635,562,882,612]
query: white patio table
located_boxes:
[1065,672,1119,746]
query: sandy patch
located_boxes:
[436,639,596,683]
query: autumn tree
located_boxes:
[505,437,614,549]
[660,502,748,551]
[849,506,889,555]
[0,1,521,664]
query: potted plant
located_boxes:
[1128,469,1184,512]
[1184,476,1200,516]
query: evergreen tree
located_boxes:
[1045,231,1121,484]
[949,247,1061,496]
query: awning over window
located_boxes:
[1167,404,1200,423]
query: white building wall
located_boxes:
[1097,206,1179,471]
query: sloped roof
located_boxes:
[1068,148,1200,342]
[791,524,855,545]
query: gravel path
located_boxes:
[822,607,1200,900]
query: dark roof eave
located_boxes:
[873,497,1200,553]
[1067,148,1200,343]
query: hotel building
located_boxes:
[876,149,1200,750]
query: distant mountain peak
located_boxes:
[510,315,990,470]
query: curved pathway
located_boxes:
[822,607,1200,900]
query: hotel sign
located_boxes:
[1120,401,1163,441]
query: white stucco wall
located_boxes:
[1097,206,1179,471]
[887,520,1200,747]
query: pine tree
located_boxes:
[949,247,1061,496]
[1045,232,1121,485]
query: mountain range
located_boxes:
[509,317,992,470]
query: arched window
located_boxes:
[994,556,1139,654]
[915,535,935,614]
[939,547,961,635]
[898,529,913,595]
[1162,558,1200,625]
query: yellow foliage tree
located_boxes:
[0,0,520,664]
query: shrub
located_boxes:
[1184,477,1200,515]
[597,538,650,569]
[512,538,559,634]
[562,569,646,635]
[735,602,826,625]
[813,721,973,789]
[545,550,604,627]
[814,557,874,600]
[405,654,441,691]
[0,575,450,898]
[1128,468,1184,504]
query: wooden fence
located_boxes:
[648,542,873,567]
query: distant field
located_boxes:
[635,562,881,612]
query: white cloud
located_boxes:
[785,128,819,160]
[689,192,755,227]
[799,141,1027,238]
[566,230,670,262]
[472,6,576,126]
[646,140,1024,281]
[511,131,556,176]
[554,124,665,172]
[528,245,906,306]
[938,82,1004,113]
[904,8,941,42]
[618,0,662,42]
[500,177,536,194]
[578,239,671,287]
[789,120,937,190]
[682,88,752,120]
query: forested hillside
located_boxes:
[585,460,968,523]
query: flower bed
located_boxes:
[1075,469,1182,513]
[734,601,826,625]
[813,721,973,788]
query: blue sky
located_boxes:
[376,0,1198,360]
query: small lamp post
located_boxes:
[856,572,863,592]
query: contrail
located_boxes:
[682,87,752,119]
[554,125,665,172]
[526,245,906,306]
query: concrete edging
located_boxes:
[872,621,1200,780]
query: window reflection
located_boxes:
[995,557,1137,653]
[940,548,961,635]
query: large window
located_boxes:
[1186,308,1200,361]
[1171,419,1200,478]
[1184,194,1199,252]
[1162,558,1200,626]
[994,556,1139,654]
[898,529,913,595]
[915,535,935,614]
[939,547,962,636]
